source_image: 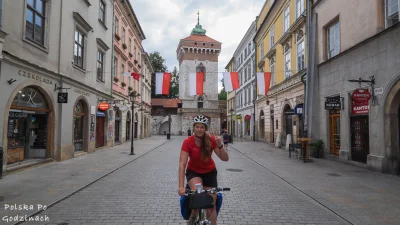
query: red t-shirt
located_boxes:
[181,135,218,174]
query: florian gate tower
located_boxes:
[176,14,223,133]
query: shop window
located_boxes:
[13,87,48,108]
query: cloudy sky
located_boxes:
[130,0,265,91]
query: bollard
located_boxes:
[0,146,3,179]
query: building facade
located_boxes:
[112,0,145,144]
[255,0,307,148]
[1,0,114,172]
[233,21,256,140]
[308,0,400,173]
[140,51,153,138]
[176,18,224,134]
[225,57,236,136]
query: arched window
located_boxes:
[197,96,203,108]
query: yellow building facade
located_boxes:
[225,57,236,136]
[255,0,307,147]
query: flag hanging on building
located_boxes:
[188,72,204,96]
[123,72,141,81]
[222,72,240,91]
[257,72,272,96]
[155,72,171,95]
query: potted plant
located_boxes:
[114,33,121,41]
[121,82,126,87]
[128,86,133,91]
[310,139,324,158]
[134,59,138,64]
[138,65,141,69]
[113,76,119,83]
[129,52,133,58]
[122,43,127,49]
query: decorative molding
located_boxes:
[290,13,306,34]
[73,12,93,33]
[268,70,305,96]
[96,38,110,51]
[82,0,91,7]
[265,47,276,59]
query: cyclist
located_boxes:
[178,115,229,225]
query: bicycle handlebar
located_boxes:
[185,187,230,195]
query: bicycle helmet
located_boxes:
[193,115,209,128]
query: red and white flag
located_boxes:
[155,72,171,95]
[189,72,204,96]
[222,72,240,92]
[257,72,272,96]
[122,72,140,81]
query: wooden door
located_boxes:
[96,117,105,148]
[329,114,340,156]
[350,116,369,163]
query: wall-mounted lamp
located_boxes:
[7,79,16,85]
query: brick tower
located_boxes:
[176,11,223,133]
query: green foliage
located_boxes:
[218,77,227,100]
[149,51,168,98]
[168,66,179,99]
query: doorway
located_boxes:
[114,110,121,143]
[134,113,138,139]
[126,111,131,141]
[329,111,341,156]
[74,100,87,152]
[96,111,106,148]
[271,114,274,143]
[350,116,370,163]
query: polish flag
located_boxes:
[222,72,240,92]
[189,72,204,96]
[122,72,140,81]
[155,72,171,95]
[257,72,272,96]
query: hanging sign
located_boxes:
[325,97,341,110]
[57,93,68,103]
[294,104,304,115]
[352,89,371,103]
[245,115,251,120]
[352,101,369,115]
[98,102,111,111]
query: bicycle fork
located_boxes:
[198,209,211,225]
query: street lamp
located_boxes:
[129,90,140,155]
[229,108,234,144]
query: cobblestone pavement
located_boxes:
[12,136,353,225]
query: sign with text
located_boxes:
[325,96,341,110]
[352,101,369,115]
[294,104,303,115]
[352,89,371,103]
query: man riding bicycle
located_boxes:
[178,115,229,225]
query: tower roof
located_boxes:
[191,9,206,35]
[182,34,221,43]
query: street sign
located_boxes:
[294,104,303,115]
[57,93,68,103]
[352,89,371,103]
[325,96,341,110]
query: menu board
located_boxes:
[7,118,16,138]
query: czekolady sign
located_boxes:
[352,89,371,103]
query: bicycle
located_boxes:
[180,183,230,225]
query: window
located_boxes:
[244,90,247,105]
[260,42,264,60]
[121,64,125,78]
[296,0,304,19]
[97,51,104,81]
[25,0,45,45]
[122,27,125,44]
[386,0,399,28]
[270,58,275,87]
[244,66,247,81]
[284,5,290,33]
[197,96,203,108]
[327,21,340,59]
[134,47,137,59]
[245,48,247,58]
[284,44,291,79]
[270,25,275,49]
[248,87,251,104]
[115,17,119,35]
[113,57,118,77]
[248,43,251,54]
[99,0,106,23]
[248,65,252,78]
[297,40,305,71]
[74,30,85,68]
[129,38,132,53]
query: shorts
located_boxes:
[186,168,218,187]
[223,141,228,144]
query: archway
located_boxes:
[259,110,265,139]
[114,110,121,143]
[126,111,131,141]
[73,99,88,152]
[6,86,53,164]
[134,112,138,139]
[283,104,293,144]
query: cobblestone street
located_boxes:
[1,136,400,225]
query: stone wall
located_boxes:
[151,115,182,135]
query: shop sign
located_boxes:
[325,97,341,110]
[294,104,303,115]
[9,111,28,118]
[74,89,90,97]
[352,89,371,103]
[236,115,242,120]
[352,101,369,115]
[245,115,251,120]
[57,93,68,103]
[90,115,95,141]
[18,69,53,84]
[98,102,110,111]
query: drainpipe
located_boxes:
[304,0,312,138]
[110,2,115,99]
[56,0,64,160]
[0,0,3,30]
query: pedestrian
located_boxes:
[222,131,229,150]
[178,115,229,225]
[187,128,191,137]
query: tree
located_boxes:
[149,51,168,98]
[169,66,179,98]
[218,77,227,100]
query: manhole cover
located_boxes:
[226,169,243,172]
[327,173,340,177]
[0,196,4,202]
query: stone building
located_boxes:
[0,0,114,173]
[225,57,236,136]
[175,15,224,133]
[308,0,400,174]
